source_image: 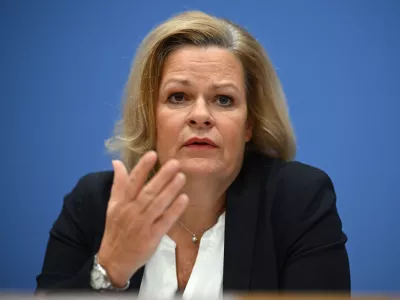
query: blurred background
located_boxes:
[0,0,399,294]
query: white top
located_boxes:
[138,213,226,300]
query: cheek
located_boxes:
[156,112,172,143]
[220,114,249,142]
[155,110,183,156]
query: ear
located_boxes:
[245,119,253,142]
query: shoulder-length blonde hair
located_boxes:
[106,10,296,171]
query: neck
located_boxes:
[168,174,228,242]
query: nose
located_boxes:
[186,97,214,129]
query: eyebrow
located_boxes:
[161,78,241,93]
[161,78,191,89]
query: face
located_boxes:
[156,45,252,180]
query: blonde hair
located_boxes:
[106,10,296,171]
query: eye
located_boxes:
[167,92,186,103]
[216,95,233,107]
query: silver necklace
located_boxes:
[177,209,224,244]
[177,220,200,243]
[177,220,218,244]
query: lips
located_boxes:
[183,137,217,147]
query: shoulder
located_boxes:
[69,170,115,199]
[60,170,114,224]
[270,159,336,228]
[248,154,346,254]
[244,150,334,193]
[244,154,349,289]
[51,170,114,248]
[244,150,336,221]
[270,159,335,202]
[63,170,115,217]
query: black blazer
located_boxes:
[36,151,350,293]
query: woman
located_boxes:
[36,10,350,298]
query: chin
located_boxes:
[180,158,223,175]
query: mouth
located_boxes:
[185,142,217,149]
[183,138,218,149]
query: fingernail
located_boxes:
[147,150,157,159]
[177,172,186,181]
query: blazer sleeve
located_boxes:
[36,172,111,293]
[272,162,351,292]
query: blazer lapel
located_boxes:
[223,152,272,291]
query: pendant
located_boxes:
[192,235,198,244]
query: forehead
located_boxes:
[160,45,245,88]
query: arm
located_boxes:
[274,163,350,292]
[36,155,188,293]
[36,173,110,292]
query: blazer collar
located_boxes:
[223,151,273,291]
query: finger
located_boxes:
[152,194,189,236]
[145,172,186,221]
[125,151,158,202]
[135,159,180,210]
[110,160,129,202]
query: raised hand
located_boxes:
[97,151,188,287]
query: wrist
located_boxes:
[91,254,130,291]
